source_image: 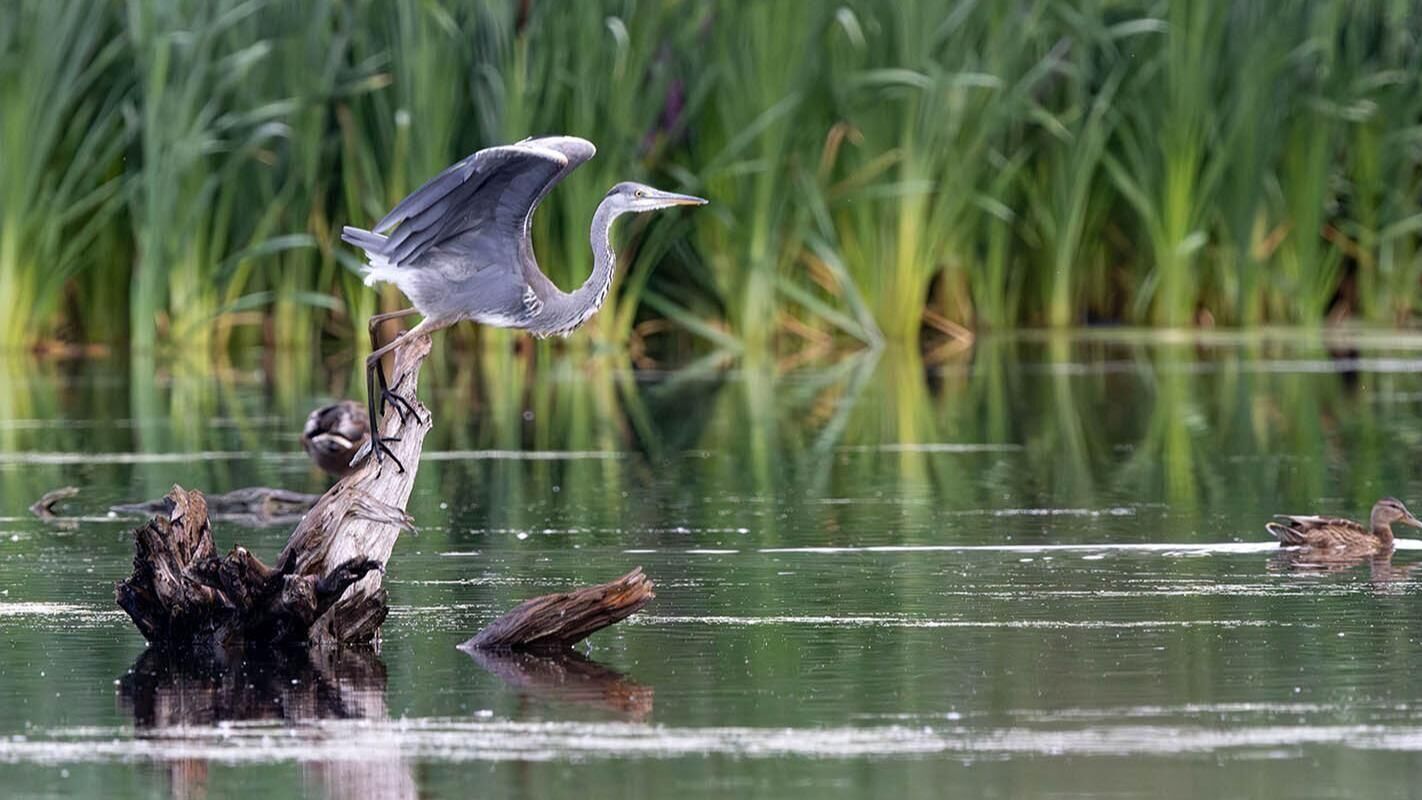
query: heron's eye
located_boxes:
[635,189,645,198]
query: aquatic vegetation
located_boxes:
[0,1,128,349]
[0,0,1420,359]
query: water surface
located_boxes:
[3,332,1422,798]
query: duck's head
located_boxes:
[301,401,369,477]
[1371,497,1422,531]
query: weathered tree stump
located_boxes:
[460,568,655,652]
[116,331,654,651]
[114,485,385,647]
[116,335,432,648]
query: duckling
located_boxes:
[1266,496,1422,555]
[300,400,369,477]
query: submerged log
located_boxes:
[115,334,432,648]
[29,486,78,519]
[112,486,322,525]
[461,568,655,652]
[36,485,320,528]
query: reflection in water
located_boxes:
[10,332,1422,797]
[463,647,654,722]
[119,646,414,800]
[1267,550,1422,590]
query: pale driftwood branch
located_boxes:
[460,568,655,652]
[279,333,432,645]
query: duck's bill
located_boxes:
[1404,513,1422,529]
[653,190,708,206]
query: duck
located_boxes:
[1266,496,1422,555]
[300,400,369,477]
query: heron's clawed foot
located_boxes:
[379,387,423,426]
[349,435,406,474]
[373,359,426,426]
[371,434,406,473]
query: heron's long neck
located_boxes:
[563,199,622,328]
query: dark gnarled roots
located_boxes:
[115,485,384,648]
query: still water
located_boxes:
[4,331,1422,798]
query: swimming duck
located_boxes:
[1266,496,1422,554]
[300,400,369,477]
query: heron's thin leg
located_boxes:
[368,308,424,424]
[367,307,419,350]
[361,332,419,473]
[362,355,405,473]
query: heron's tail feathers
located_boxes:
[341,226,397,287]
[341,225,384,249]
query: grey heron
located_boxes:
[341,135,706,470]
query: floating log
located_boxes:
[460,568,655,652]
[36,485,321,527]
[29,486,78,519]
[115,334,433,648]
[113,486,321,525]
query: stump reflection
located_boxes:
[119,646,415,800]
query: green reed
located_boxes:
[3,0,1422,360]
[686,0,832,352]
[0,1,127,349]
[826,1,1066,340]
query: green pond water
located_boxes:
[5,331,1422,798]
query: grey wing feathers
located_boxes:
[515,136,597,217]
[341,137,595,273]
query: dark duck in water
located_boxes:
[301,400,369,477]
[1266,496,1422,555]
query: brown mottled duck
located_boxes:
[1266,497,1422,555]
[301,400,369,477]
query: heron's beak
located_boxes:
[652,190,708,207]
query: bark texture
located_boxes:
[460,568,655,652]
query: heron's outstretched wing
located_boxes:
[343,136,595,279]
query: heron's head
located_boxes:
[1372,497,1422,530]
[604,181,707,214]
